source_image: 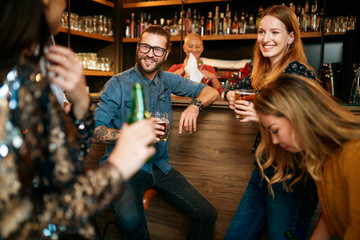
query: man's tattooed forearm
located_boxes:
[93,126,118,144]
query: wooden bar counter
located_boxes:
[86,95,360,240]
[148,97,259,240]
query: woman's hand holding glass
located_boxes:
[227,90,259,123]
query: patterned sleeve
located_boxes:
[224,75,252,100]
[54,161,124,237]
[68,103,95,159]
[283,61,317,80]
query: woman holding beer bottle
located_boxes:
[254,74,360,240]
[224,5,318,240]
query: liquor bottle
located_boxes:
[125,19,130,38]
[256,6,263,30]
[165,19,171,34]
[239,11,247,34]
[214,6,220,35]
[206,11,214,35]
[191,8,199,34]
[219,12,225,35]
[349,63,360,104]
[127,83,151,124]
[300,7,307,32]
[139,12,145,35]
[296,3,302,26]
[289,3,295,13]
[199,16,205,36]
[184,9,191,35]
[147,12,152,27]
[143,12,148,29]
[232,12,239,34]
[136,18,140,37]
[159,18,165,29]
[284,230,299,240]
[247,15,256,33]
[130,13,135,38]
[178,11,184,36]
[226,4,232,35]
[223,12,228,35]
[305,0,309,15]
[171,12,179,36]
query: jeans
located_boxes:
[111,165,217,240]
[224,167,318,240]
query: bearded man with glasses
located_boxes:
[93,25,219,240]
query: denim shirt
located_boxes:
[95,65,206,174]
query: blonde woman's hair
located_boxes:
[254,74,360,195]
[251,5,315,89]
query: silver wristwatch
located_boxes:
[189,99,203,111]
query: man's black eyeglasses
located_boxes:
[138,43,167,57]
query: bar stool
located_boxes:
[97,187,158,239]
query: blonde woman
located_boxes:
[225,5,318,240]
[255,74,360,240]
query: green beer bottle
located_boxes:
[284,230,299,240]
[127,83,152,162]
[127,83,151,124]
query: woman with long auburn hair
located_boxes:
[255,74,360,240]
[225,5,318,240]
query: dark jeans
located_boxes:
[111,165,217,240]
[224,168,318,240]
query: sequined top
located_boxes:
[0,59,124,239]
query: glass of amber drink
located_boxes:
[234,89,257,120]
[150,112,169,141]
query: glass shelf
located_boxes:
[59,27,114,42]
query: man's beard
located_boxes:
[136,53,166,74]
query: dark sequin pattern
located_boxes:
[0,60,124,239]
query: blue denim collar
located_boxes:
[134,64,163,87]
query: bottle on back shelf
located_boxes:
[232,12,239,34]
[214,6,220,35]
[125,18,130,38]
[219,12,225,35]
[206,11,214,35]
[199,16,205,36]
[184,9,191,35]
[225,4,232,35]
[147,12,152,27]
[178,11,184,36]
[130,13,135,38]
[247,15,256,33]
[171,12,179,36]
[139,12,145,35]
[165,19,171,34]
[192,8,199,34]
[256,5,263,30]
[239,11,247,34]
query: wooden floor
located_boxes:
[85,105,263,240]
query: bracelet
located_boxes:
[189,99,203,112]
